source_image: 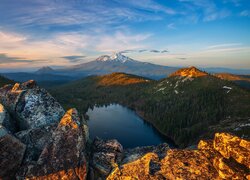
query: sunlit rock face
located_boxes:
[169,66,208,78]
[0,80,65,130]
[213,133,250,169]
[19,109,88,180]
[107,150,219,179]
[107,133,250,180]
[199,139,249,179]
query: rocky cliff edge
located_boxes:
[0,80,249,180]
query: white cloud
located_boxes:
[0,0,167,30]
[96,32,152,52]
[179,0,231,22]
[240,10,250,17]
[167,23,176,30]
[206,43,242,49]
[115,0,176,15]
[0,31,26,43]
[203,9,231,22]
[0,30,152,67]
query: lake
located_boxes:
[86,104,174,148]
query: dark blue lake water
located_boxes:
[86,104,174,148]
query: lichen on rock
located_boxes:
[0,80,65,130]
[20,108,88,180]
[107,133,250,180]
[0,127,26,180]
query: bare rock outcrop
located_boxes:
[199,139,249,179]
[90,138,123,178]
[15,124,57,163]
[107,133,250,180]
[20,108,88,180]
[0,103,16,133]
[0,126,26,180]
[214,132,250,169]
[0,81,88,179]
[0,80,65,130]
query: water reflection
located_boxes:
[86,104,174,148]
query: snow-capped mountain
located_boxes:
[2,53,178,86]
[96,52,136,63]
[59,53,178,79]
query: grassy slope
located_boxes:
[49,73,250,147]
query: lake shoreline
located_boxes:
[85,103,178,148]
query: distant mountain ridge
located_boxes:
[214,73,250,89]
[214,73,250,82]
[36,66,55,74]
[2,53,250,87]
[59,52,178,79]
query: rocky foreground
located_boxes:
[0,80,249,179]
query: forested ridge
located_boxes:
[47,71,250,147]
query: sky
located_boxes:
[0,0,250,71]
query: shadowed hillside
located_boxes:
[0,75,15,87]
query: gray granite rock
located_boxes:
[15,124,57,163]
[0,80,65,130]
[0,127,26,180]
[0,103,16,133]
[91,138,123,178]
[20,108,88,180]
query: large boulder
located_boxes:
[0,80,65,130]
[20,108,88,180]
[107,133,250,180]
[107,152,161,180]
[91,138,123,178]
[0,126,26,179]
[108,149,219,180]
[15,124,57,163]
[92,142,169,180]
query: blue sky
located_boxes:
[0,0,249,70]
